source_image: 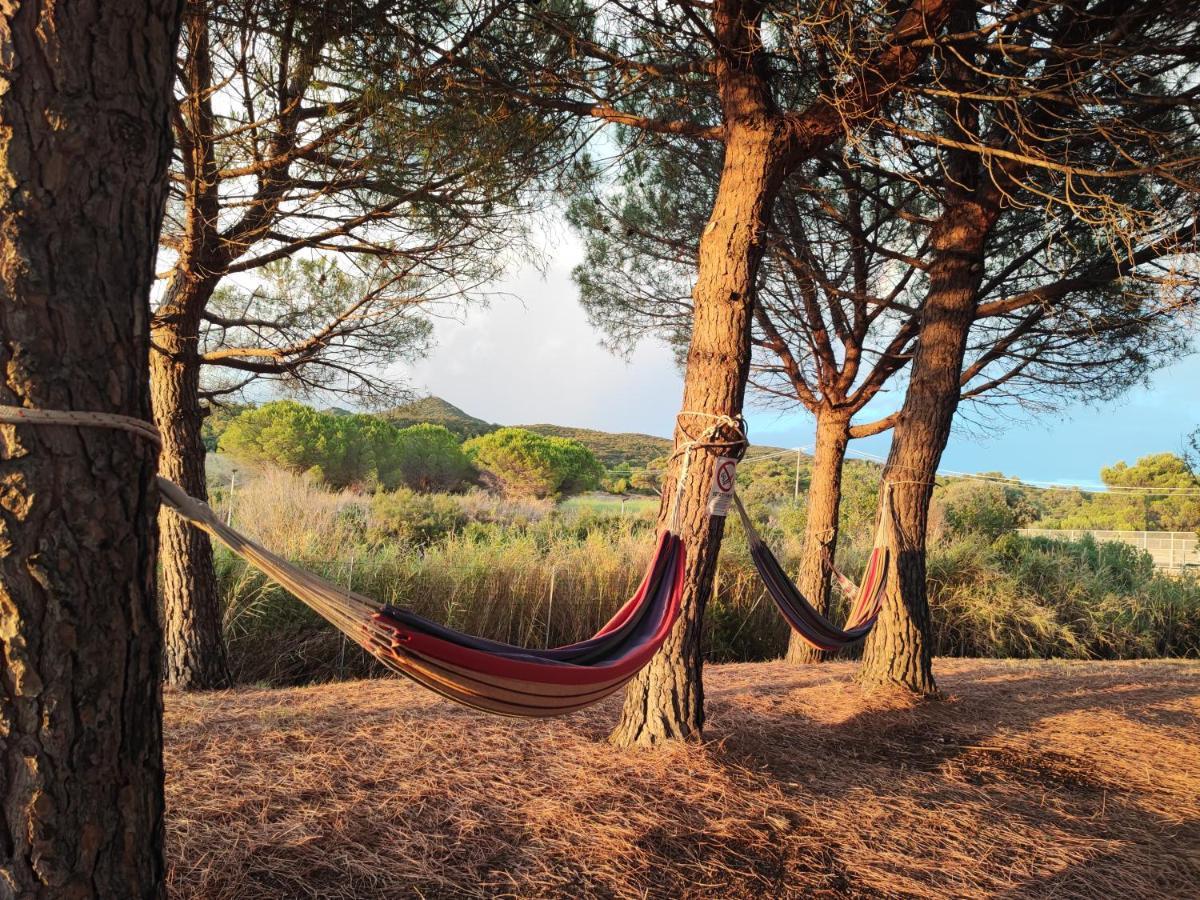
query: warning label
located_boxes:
[707,457,738,517]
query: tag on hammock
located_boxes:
[707,457,738,517]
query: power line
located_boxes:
[741,446,806,463]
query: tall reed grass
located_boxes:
[211,470,1199,686]
[928,533,1200,659]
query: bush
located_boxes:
[368,488,470,546]
[937,478,1038,542]
[220,401,335,477]
[463,427,603,498]
[390,424,475,492]
[929,533,1200,659]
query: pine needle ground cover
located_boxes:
[164,659,1199,898]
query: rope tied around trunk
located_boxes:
[673,411,748,457]
[667,411,748,533]
[0,404,162,446]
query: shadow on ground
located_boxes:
[164,659,1200,899]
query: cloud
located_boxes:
[396,236,1200,482]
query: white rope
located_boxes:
[669,446,692,534]
[663,410,750,532]
[0,405,162,446]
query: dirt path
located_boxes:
[164,659,1200,898]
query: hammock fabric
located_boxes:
[158,478,685,717]
[0,405,687,718]
[733,493,888,651]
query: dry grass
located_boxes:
[164,659,1200,899]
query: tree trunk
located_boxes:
[151,277,231,690]
[0,2,181,896]
[610,124,784,746]
[857,4,995,696]
[857,200,996,695]
[785,409,851,664]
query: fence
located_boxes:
[1018,528,1200,571]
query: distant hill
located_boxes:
[382,396,496,439]
[520,424,672,469]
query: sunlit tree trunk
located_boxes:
[0,1,182,895]
[858,1,998,695]
[611,125,784,745]
[858,198,997,694]
[785,407,851,664]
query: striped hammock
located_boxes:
[733,494,888,651]
[159,479,685,717]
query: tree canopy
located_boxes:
[463,427,604,498]
[219,401,476,492]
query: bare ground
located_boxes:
[164,659,1200,899]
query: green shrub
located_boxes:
[929,533,1200,659]
[219,401,475,492]
[368,488,470,546]
[391,423,475,492]
[463,427,603,498]
[937,478,1038,542]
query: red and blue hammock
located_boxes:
[161,476,686,717]
[162,477,883,718]
[367,531,686,716]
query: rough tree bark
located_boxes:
[784,407,851,664]
[0,2,182,896]
[151,6,230,690]
[857,194,998,695]
[151,278,230,689]
[611,124,785,745]
[858,1,999,695]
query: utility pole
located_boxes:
[339,553,355,678]
[227,469,238,526]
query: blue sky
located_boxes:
[406,236,1199,488]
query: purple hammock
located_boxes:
[732,494,889,651]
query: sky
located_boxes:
[404,234,1200,490]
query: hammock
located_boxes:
[0,404,692,718]
[158,479,684,717]
[732,493,888,651]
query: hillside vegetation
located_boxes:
[383,396,496,439]
[520,423,672,469]
[207,397,1200,536]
